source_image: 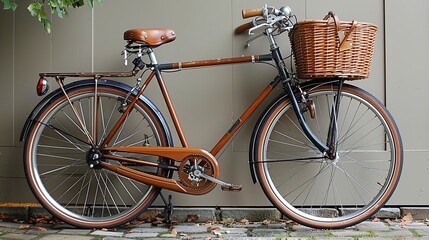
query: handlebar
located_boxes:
[234,22,254,34]
[242,8,263,19]
[235,5,294,35]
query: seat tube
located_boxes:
[154,68,189,148]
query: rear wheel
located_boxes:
[24,84,171,228]
[253,82,402,229]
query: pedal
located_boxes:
[194,171,242,192]
[221,184,243,192]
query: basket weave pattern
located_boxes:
[289,16,377,80]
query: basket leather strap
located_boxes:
[339,20,357,51]
[324,11,358,51]
[323,11,341,32]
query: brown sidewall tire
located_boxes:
[254,83,403,229]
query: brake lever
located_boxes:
[245,33,265,48]
[248,23,270,35]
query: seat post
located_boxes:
[147,48,158,64]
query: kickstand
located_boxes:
[160,193,173,224]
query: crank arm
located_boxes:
[194,171,242,192]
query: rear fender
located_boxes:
[20,79,173,147]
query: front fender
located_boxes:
[20,79,173,147]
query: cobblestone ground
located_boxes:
[1,220,429,240]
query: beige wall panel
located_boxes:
[387,151,429,205]
[9,1,51,203]
[0,178,35,202]
[383,0,429,204]
[0,147,36,202]
[0,10,14,146]
[51,7,92,72]
[385,0,429,150]
[13,0,51,147]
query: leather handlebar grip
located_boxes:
[234,22,254,34]
[242,8,263,19]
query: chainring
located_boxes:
[178,155,216,193]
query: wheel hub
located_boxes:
[86,148,103,169]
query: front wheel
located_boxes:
[252,81,403,229]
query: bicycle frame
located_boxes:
[38,44,332,195]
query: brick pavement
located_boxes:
[0,220,429,240]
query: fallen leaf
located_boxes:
[210,226,221,231]
[151,216,164,226]
[203,221,213,226]
[19,225,31,229]
[240,218,249,225]
[262,219,271,225]
[402,212,413,222]
[222,218,234,225]
[34,227,47,231]
[187,214,200,222]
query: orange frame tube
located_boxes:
[100,54,275,158]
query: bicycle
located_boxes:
[21,5,403,229]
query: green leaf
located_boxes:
[27,2,44,16]
[2,0,10,10]
[2,0,17,11]
[72,0,84,8]
[23,0,104,33]
[42,18,52,33]
[9,1,16,10]
[86,0,93,8]
[38,9,47,21]
[49,0,58,8]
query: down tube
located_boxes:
[210,78,279,156]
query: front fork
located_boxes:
[282,79,344,159]
[326,80,344,159]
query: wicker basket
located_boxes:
[289,12,377,80]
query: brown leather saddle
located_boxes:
[124,28,176,47]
